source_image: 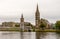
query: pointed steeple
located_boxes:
[20,13,24,22]
[36,4,39,12]
[35,4,40,28]
[37,4,38,10]
[21,14,23,18]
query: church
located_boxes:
[20,4,50,31]
[1,4,50,31]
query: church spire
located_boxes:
[21,14,23,18]
[37,4,38,10]
[20,13,24,31]
[36,4,39,12]
[35,4,40,28]
[21,13,24,22]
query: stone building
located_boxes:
[20,14,25,31]
[35,4,50,29]
[20,14,33,31]
[35,4,40,28]
[2,22,15,27]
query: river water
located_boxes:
[0,31,60,39]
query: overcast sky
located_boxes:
[0,0,60,25]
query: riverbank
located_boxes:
[0,28,60,32]
[0,27,21,32]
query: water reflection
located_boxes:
[36,32,47,39]
[36,32,58,39]
[0,31,36,39]
[0,31,20,39]
[20,32,36,39]
[0,31,60,39]
[56,32,60,39]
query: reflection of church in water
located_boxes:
[20,4,50,31]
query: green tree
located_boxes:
[55,21,60,30]
[40,18,48,30]
[15,25,20,27]
[40,22,45,30]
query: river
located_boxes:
[0,31,60,39]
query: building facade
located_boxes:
[20,14,25,31]
[2,22,15,27]
[20,14,33,31]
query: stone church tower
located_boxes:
[20,14,24,31]
[35,4,40,28]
